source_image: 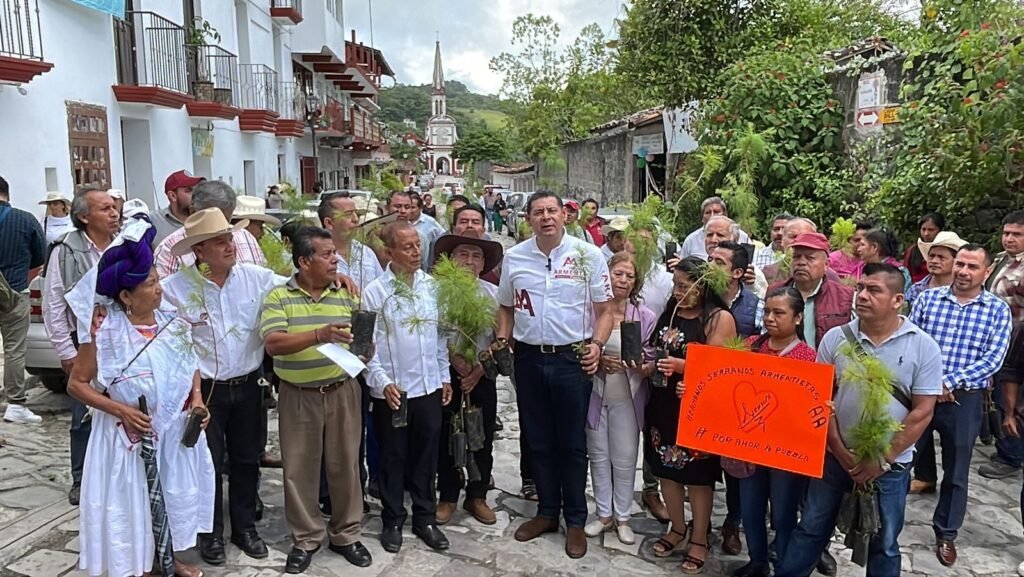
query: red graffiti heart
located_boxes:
[733,381,780,433]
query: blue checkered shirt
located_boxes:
[908,286,1011,391]
[905,275,932,312]
[0,202,47,292]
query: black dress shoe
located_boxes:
[231,530,269,559]
[413,524,450,551]
[68,484,81,506]
[329,541,373,567]
[731,561,770,577]
[380,525,403,553]
[284,545,319,574]
[817,549,838,577]
[495,415,504,431]
[199,536,227,565]
[363,499,370,514]
[367,479,381,500]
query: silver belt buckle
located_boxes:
[540,344,556,354]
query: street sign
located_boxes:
[632,133,664,156]
[880,107,900,124]
[857,76,883,110]
[856,108,881,128]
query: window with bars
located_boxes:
[67,103,112,189]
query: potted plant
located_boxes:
[187,18,221,103]
[347,214,389,360]
[620,198,663,366]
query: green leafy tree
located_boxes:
[452,129,510,163]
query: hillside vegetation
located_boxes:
[379,81,509,136]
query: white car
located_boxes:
[24,276,67,393]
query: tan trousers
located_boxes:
[279,379,363,550]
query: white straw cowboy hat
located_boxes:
[171,207,248,256]
[232,195,282,227]
[38,192,71,208]
[601,215,630,236]
[918,230,967,257]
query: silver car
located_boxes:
[24,276,67,393]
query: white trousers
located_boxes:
[586,398,639,521]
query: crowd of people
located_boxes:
[0,172,1023,577]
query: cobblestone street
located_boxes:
[0,373,1022,577]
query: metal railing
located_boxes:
[239,63,278,111]
[0,0,44,60]
[277,81,303,120]
[114,11,189,93]
[190,44,239,106]
[270,0,302,12]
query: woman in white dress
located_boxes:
[67,221,215,577]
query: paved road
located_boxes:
[1,233,1022,576]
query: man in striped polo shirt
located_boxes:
[261,226,372,573]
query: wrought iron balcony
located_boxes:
[238,63,279,132]
[0,0,53,84]
[186,44,240,119]
[112,11,191,107]
[274,81,305,137]
[270,0,303,24]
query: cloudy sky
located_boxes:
[344,0,625,95]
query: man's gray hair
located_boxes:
[191,180,236,218]
[701,196,727,213]
[704,215,739,239]
[773,212,795,222]
[70,185,106,230]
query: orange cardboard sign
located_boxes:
[675,344,835,478]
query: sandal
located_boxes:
[681,541,709,575]
[653,526,689,558]
[519,480,539,501]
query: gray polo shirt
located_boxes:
[817,317,943,464]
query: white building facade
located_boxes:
[425,40,457,176]
[0,0,390,213]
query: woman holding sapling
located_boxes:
[584,252,657,544]
[731,287,816,577]
[645,256,736,575]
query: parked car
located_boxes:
[24,277,67,394]
[505,191,529,238]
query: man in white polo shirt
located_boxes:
[496,191,614,560]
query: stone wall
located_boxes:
[563,129,632,205]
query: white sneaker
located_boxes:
[3,404,42,424]
[616,523,636,545]
[584,518,612,537]
[1017,560,1024,577]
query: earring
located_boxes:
[127,304,133,317]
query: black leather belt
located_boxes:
[516,342,582,354]
[201,370,258,387]
[283,379,354,393]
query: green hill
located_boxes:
[379,81,508,136]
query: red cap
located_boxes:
[164,170,204,192]
[790,232,830,253]
[564,200,580,211]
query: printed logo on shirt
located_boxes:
[514,289,536,316]
[553,257,587,282]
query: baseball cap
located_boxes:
[790,232,830,253]
[164,170,205,192]
[564,200,580,211]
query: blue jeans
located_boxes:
[514,346,592,528]
[927,390,983,540]
[995,381,1024,468]
[740,467,808,567]
[776,453,910,577]
[69,396,91,486]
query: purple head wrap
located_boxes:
[96,222,157,299]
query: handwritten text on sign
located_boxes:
[675,344,835,478]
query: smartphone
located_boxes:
[741,243,755,267]
[665,241,678,271]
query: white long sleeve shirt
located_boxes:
[161,263,287,380]
[363,266,451,399]
[336,239,384,293]
[42,240,103,361]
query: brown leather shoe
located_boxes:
[435,501,456,525]
[642,491,670,523]
[936,539,957,566]
[514,516,558,542]
[463,497,497,525]
[565,527,587,559]
[721,522,742,555]
[909,480,936,495]
[259,453,283,468]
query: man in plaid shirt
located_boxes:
[908,243,1011,567]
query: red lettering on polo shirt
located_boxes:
[514,289,536,316]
